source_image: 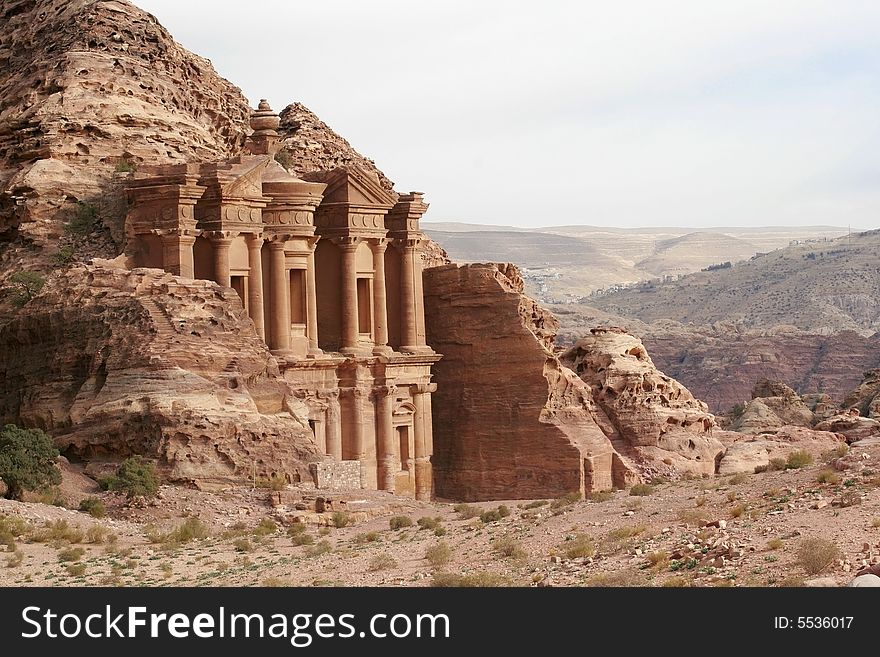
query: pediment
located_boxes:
[314,166,396,208]
[221,157,271,199]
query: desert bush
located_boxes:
[368,553,398,572]
[550,492,581,509]
[563,534,595,559]
[453,504,481,519]
[286,523,307,536]
[424,541,452,568]
[677,509,711,525]
[255,474,286,491]
[331,512,351,529]
[823,444,849,461]
[816,470,841,485]
[0,424,61,500]
[629,483,654,496]
[58,546,85,562]
[54,245,77,266]
[291,532,314,547]
[114,160,137,173]
[695,495,708,507]
[729,503,747,518]
[274,149,294,169]
[480,508,504,523]
[6,550,24,568]
[31,519,84,545]
[433,526,447,537]
[7,272,46,306]
[607,525,646,541]
[66,562,87,577]
[797,538,840,575]
[767,538,784,550]
[85,525,108,544]
[872,518,880,529]
[727,472,749,485]
[768,458,788,471]
[0,515,30,545]
[786,450,813,469]
[99,456,159,499]
[389,515,413,530]
[492,537,527,560]
[79,497,106,518]
[253,518,277,537]
[416,516,442,531]
[354,531,381,544]
[431,572,509,587]
[233,538,254,552]
[662,576,689,587]
[66,201,99,236]
[523,500,549,509]
[305,540,332,557]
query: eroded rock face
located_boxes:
[0,0,251,263]
[277,103,394,191]
[424,263,637,501]
[843,369,880,420]
[561,328,724,476]
[717,427,845,475]
[0,265,320,486]
[731,379,815,433]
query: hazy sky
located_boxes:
[135,0,880,229]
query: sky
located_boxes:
[135,0,880,229]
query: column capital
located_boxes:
[392,237,424,252]
[368,238,391,254]
[332,236,362,251]
[316,389,340,402]
[205,230,236,244]
[267,239,287,251]
[345,387,370,400]
[412,383,437,395]
[371,385,397,400]
[245,233,265,247]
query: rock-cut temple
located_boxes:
[123,101,439,499]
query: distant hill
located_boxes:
[588,229,880,336]
[425,222,852,301]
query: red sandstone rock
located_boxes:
[0,265,321,486]
[731,379,814,433]
[718,426,846,475]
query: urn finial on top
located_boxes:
[246,99,281,155]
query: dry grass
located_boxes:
[389,515,413,530]
[453,504,481,520]
[354,531,381,544]
[424,542,453,568]
[563,534,595,559]
[331,512,351,529]
[662,576,690,587]
[767,538,784,550]
[871,518,880,529]
[588,491,614,503]
[677,509,711,525]
[786,450,813,469]
[629,483,654,496]
[729,503,748,519]
[492,537,528,560]
[368,553,398,572]
[816,470,841,485]
[727,473,749,485]
[797,538,840,575]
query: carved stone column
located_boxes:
[324,391,342,460]
[268,240,290,352]
[373,385,396,492]
[348,387,368,488]
[160,232,196,279]
[306,237,321,356]
[413,382,437,501]
[369,239,391,355]
[399,239,420,352]
[337,237,360,354]
[210,233,234,288]
[245,234,265,340]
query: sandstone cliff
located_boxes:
[0,0,252,276]
[0,265,320,486]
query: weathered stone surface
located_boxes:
[731,379,814,433]
[561,327,724,476]
[0,265,321,486]
[843,369,880,420]
[717,426,845,474]
[277,103,394,191]
[424,263,635,501]
[814,410,880,442]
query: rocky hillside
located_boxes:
[0,0,253,267]
[0,265,320,485]
[587,229,880,336]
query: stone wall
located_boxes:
[423,263,627,501]
[310,461,362,490]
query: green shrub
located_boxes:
[54,245,77,266]
[99,456,159,498]
[7,272,46,306]
[114,160,137,173]
[274,149,294,169]
[0,424,61,499]
[66,201,99,236]
[424,541,453,568]
[497,505,511,517]
[79,497,106,518]
[389,515,413,530]
[164,517,210,545]
[767,458,787,471]
[331,512,351,528]
[816,470,841,485]
[480,509,502,523]
[629,483,654,496]
[786,450,813,469]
